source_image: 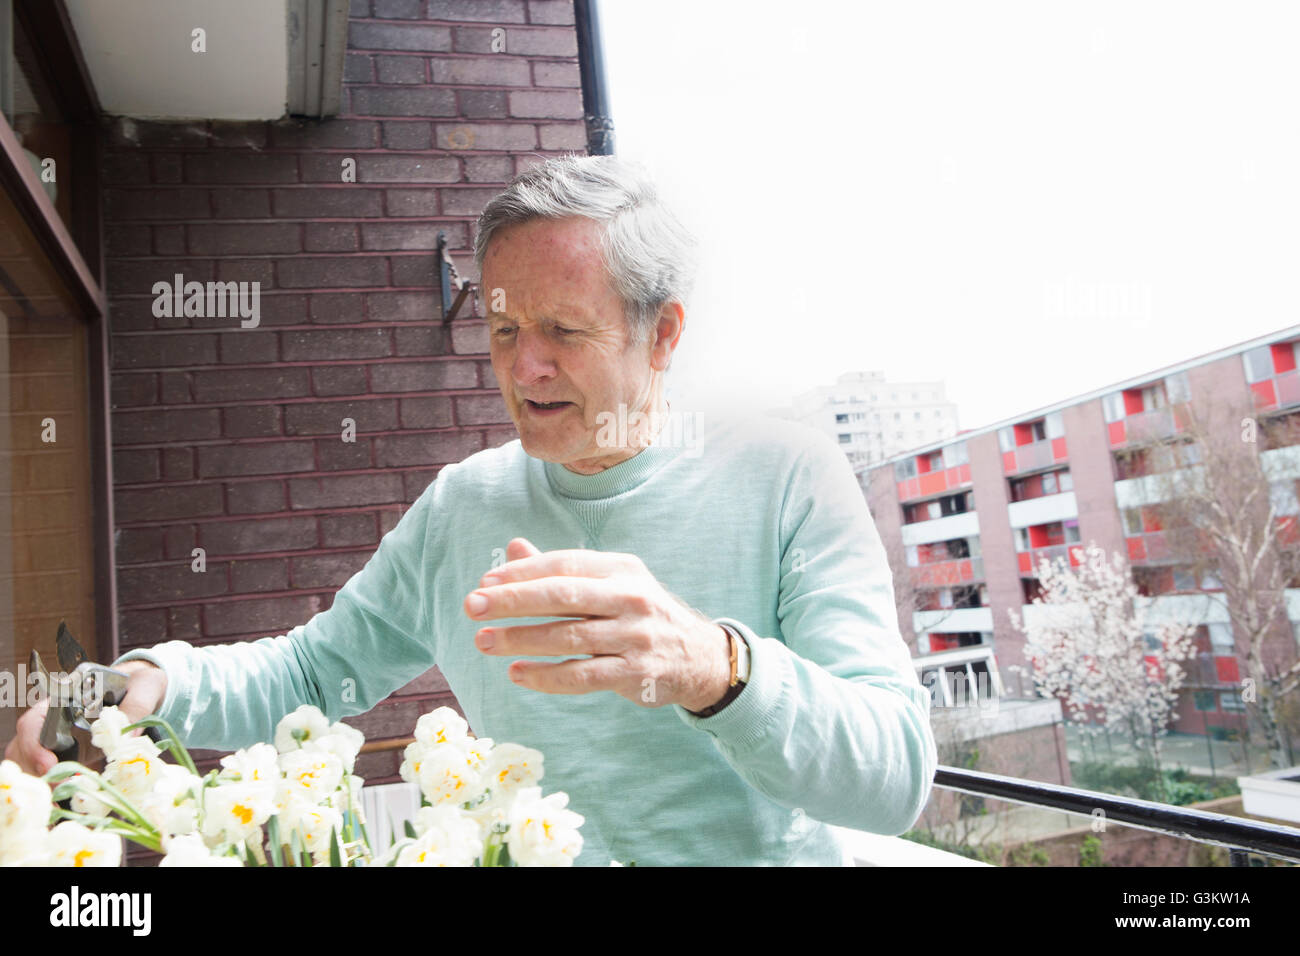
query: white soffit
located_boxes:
[64,0,290,120]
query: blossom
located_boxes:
[396,805,482,866]
[45,821,121,868]
[274,705,332,753]
[88,706,137,760]
[303,721,365,774]
[138,764,203,837]
[201,780,276,845]
[219,742,279,785]
[0,759,52,835]
[506,787,584,867]
[159,833,242,867]
[278,749,344,805]
[283,804,343,855]
[102,735,165,803]
[412,707,470,748]
[483,743,543,798]
[414,745,487,808]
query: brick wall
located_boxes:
[101,0,585,789]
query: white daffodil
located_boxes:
[304,721,365,774]
[88,706,137,760]
[103,735,165,803]
[45,821,122,868]
[414,745,486,808]
[67,775,112,820]
[201,780,276,845]
[483,742,544,798]
[159,832,242,867]
[285,804,342,855]
[273,705,332,753]
[398,740,430,785]
[139,764,203,837]
[278,749,344,805]
[506,787,584,867]
[412,707,470,748]
[326,773,365,815]
[395,805,482,866]
[0,759,53,835]
[219,742,279,785]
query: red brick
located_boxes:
[151,154,183,183]
[115,484,225,522]
[288,473,406,509]
[350,87,457,117]
[118,609,167,648]
[316,438,374,471]
[339,697,424,743]
[112,448,160,483]
[291,552,370,588]
[368,291,438,322]
[211,189,272,219]
[527,0,573,25]
[112,407,223,445]
[108,258,215,296]
[454,393,511,425]
[189,223,301,255]
[396,666,451,697]
[202,515,318,555]
[308,293,364,324]
[160,372,192,403]
[162,448,195,480]
[223,404,284,438]
[217,259,274,285]
[404,468,438,498]
[345,53,373,83]
[268,119,379,149]
[282,328,392,362]
[384,189,439,217]
[378,508,404,534]
[207,122,268,149]
[184,153,298,184]
[219,329,279,364]
[278,256,388,289]
[164,525,199,561]
[104,224,151,255]
[434,124,536,151]
[285,398,398,436]
[203,594,326,637]
[464,155,513,182]
[539,123,584,150]
[508,90,582,119]
[390,256,436,287]
[372,0,422,18]
[193,367,311,402]
[118,562,229,605]
[112,332,219,369]
[105,188,211,220]
[362,222,440,251]
[153,225,186,255]
[116,527,165,564]
[451,319,489,354]
[102,153,150,185]
[166,602,202,638]
[225,479,287,515]
[358,155,460,183]
[430,0,526,22]
[305,223,359,253]
[503,26,576,55]
[393,325,447,356]
[430,57,530,86]
[376,430,484,466]
[111,373,158,406]
[272,187,383,218]
[197,441,316,478]
[369,359,478,392]
[375,55,427,84]
[320,512,379,548]
[459,90,508,119]
[230,557,290,594]
[382,121,433,150]
[348,22,452,52]
[399,396,454,428]
[311,365,369,396]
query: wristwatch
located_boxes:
[691,622,751,718]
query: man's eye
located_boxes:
[554,326,579,336]
[492,326,516,336]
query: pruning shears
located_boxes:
[30,621,133,764]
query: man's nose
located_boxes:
[511,328,558,384]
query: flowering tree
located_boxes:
[1007,543,1197,801]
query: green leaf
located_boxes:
[329,826,342,868]
[404,819,417,840]
[289,827,305,868]
[123,715,199,777]
[267,815,283,868]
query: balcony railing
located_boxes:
[1003,437,1067,475]
[932,765,1300,865]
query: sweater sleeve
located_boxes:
[112,479,441,752]
[674,432,938,835]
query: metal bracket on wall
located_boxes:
[437,230,475,324]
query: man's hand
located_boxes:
[465,538,733,712]
[3,660,168,776]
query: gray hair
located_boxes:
[474,154,697,346]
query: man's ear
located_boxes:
[650,300,684,373]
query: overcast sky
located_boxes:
[599,0,1300,432]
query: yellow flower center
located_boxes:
[232,803,254,825]
[74,849,93,866]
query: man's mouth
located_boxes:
[523,400,574,414]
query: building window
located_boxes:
[1220,691,1245,713]
[839,433,852,444]
[836,413,849,423]
[1243,346,1273,384]
[1193,691,1216,712]
[1041,471,1058,495]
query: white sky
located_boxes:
[599,0,1300,432]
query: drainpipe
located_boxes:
[573,0,614,155]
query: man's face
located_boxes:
[482,216,667,473]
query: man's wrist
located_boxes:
[687,623,747,717]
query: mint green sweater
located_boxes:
[117,411,937,865]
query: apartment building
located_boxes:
[862,326,1300,739]
[774,370,960,470]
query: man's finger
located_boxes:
[479,547,633,587]
[508,655,630,696]
[475,617,625,658]
[465,576,626,621]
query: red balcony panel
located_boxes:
[1251,380,1277,409]
[1272,342,1296,373]
[1002,450,1017,473]
[1018,552,1032,573]
[1123,390,1144,415]
[1279,515,1300,546]
[1108,421,1126,446]
[1145,533,1169,560]
[1144,656,1164,681]
[1127,538,1146,562]
[1215,657,1240,683]
[959,559,972,581]
[897,481,908,500]
[1068,546,1084,566]
[958,463,971,484]
[919,471,945,497]
[907,478,920,499]
[1051,437,1068,461]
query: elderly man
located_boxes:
[8,154,936,865]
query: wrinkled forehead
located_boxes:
[481,217,619,312]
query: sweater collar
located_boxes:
[539,403,685,500]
